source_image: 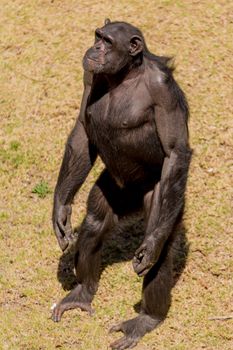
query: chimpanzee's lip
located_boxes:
[87,57,100,63]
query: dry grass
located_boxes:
[0,0,232,349]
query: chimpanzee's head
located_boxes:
[83,20,144,75]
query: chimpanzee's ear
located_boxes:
[129,35,143,56]
[104,18,111,25]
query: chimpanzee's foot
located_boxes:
[110,314,161,350]
[52,284,94,322]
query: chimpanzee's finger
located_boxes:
[54,223,69,251]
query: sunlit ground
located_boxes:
[0,1,232,349]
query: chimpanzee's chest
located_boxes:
[84,79,164,182]
[85,80,154,144]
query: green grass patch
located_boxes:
[32,180,51,198]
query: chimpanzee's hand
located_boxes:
[132,237,162,277]
[52,200,73,252]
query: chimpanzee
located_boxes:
[52,19,192,350]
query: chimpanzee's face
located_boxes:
[83,23,139,75]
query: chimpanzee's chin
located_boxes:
[83,58,104,74]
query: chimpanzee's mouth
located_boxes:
[87,57,100,63]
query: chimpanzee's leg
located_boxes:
[52,169,118,322]
[110,250,173,350]
[110,189,173,350]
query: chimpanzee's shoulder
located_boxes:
[144,58,168,94]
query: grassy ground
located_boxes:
[0,0,232,349]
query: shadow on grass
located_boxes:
[56,214,189,302]
[56,215,145,291]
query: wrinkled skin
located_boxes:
[53,202,73,251]
[52,19,191,350]
[133,236,162,277]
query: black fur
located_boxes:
[52,20,192,350]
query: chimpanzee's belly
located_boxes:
[102,126,163,186]
[86,104,164,186]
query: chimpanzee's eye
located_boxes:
[95,32,102,42]
[104,37,112,46]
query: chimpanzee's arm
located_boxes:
[133,78,192,276]
[54,122,96,206]
[53,72,97,251]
